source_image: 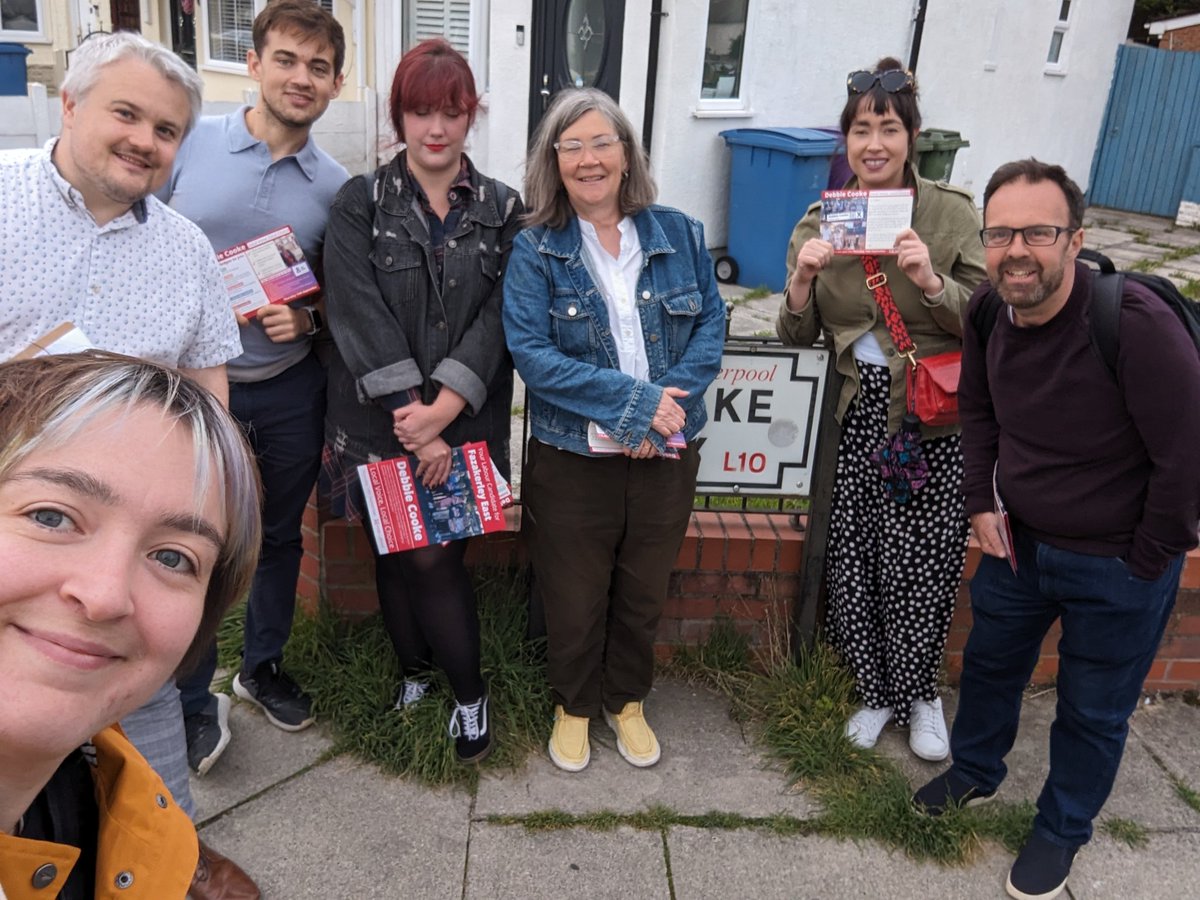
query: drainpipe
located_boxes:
[908,0,929,73]
[641,0,667,155]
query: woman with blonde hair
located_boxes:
[0,352,260,898]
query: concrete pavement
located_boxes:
[192,680,1200,899]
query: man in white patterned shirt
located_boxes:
[0,31,255,900]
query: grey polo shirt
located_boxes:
[0,142,241,368]
[164,107,349,382]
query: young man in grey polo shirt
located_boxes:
[163,0,349,774]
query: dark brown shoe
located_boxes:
[189,839,261,900]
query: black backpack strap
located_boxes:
[1086,268,1122,379]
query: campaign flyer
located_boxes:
[820,189,914,255]
[12,322,95,360]
[357,442,510,554]
[217,225,319,318]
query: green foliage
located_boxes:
[1101,816,1150,849]
[275,568,551,789]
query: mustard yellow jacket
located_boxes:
[776,167,986,438]
[0,726,197,899]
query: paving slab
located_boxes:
[880,689,1196,831]
[1083,226,1137,249]
[189,700,334,822]
[1069,832,1200,899]
[475,679,817,819]
[198,758,471,900]
[1129,696,1200,790]
[667,827,1013,900]
[465,823,669,899]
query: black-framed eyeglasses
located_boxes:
[979,225,1077,248]
[846,69,916,96]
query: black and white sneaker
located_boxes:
[393,678,431,711]
[448,693,492,764]
[184,692,231,776]
[233,659,315,732]
[1006,833,1077,900]
[912,768,996,816]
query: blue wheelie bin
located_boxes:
[0,43,31,96]
[717,127,841,291]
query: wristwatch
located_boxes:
[304,306,324,336]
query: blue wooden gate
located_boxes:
[1088,43,1200,217]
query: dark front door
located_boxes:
[528,0,625,141]
[109,0,140,31]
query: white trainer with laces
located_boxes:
[845,705,894,749]
[909,697,949,761]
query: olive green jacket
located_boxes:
[776,168,986,438]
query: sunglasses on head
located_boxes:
[846,69,915,96]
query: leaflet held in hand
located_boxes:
[820,189,914,255]
[218,225,319,318]
[357,442,512,554]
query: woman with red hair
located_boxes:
[322,39,523,763]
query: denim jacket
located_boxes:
[324,153,523,473]
[504,205,726,456]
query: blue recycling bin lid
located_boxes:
[719,127,841,157]
[0,43,32,58]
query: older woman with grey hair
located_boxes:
[504,88,725,772]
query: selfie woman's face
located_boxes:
[0,405,223,757]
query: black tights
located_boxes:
[370,535,484,703]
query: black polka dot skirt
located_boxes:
[824,360,969,726]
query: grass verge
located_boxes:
[219,568,550,790]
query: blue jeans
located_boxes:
[179,352,326,716]
[949,530,1183,848]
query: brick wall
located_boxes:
[1162,23,1200,52]
[300,497,1200,691]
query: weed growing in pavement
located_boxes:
[742,285,773,301]
[1101,817,1150,849]
[1129,242,1200,273]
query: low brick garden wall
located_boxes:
[297,498,1200,692]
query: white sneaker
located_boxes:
[845,705,894,749]
[909,697,949,761]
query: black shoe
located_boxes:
[448,693,493,764]
[1006,833,1076,900]
[912,768,996,816]
[185,692,232,775]
[233,659,314,732]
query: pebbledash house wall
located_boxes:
[297,498,1200,694]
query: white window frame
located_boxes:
[0,0,49,43]
[1045,0,1073,77]
[402,0,488,91]
[199,0,336,75]
[695,0,754,119]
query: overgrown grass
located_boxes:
[665,618,1040,863]
[218,569,551,789]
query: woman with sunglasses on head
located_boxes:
[0,351,261,899]
[504,88,724,773]
[777,59,986,760]
[322,39,523,764]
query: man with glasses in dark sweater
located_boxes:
[913,158,1200,900]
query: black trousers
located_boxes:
[523,439,699,717]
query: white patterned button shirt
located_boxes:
[0,142,241,367]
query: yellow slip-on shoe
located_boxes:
[603,701,661,767]
[548,705,591,772]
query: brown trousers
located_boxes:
[523,439,699,717]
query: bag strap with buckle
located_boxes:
[861,255,920,415]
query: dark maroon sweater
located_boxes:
[959,261,1200,579]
